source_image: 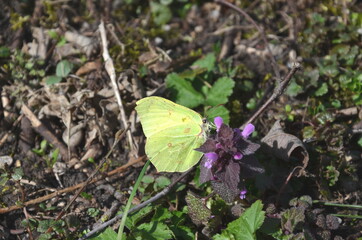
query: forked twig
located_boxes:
[244,62,301,126]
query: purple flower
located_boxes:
[233,152,243,160]
[195,117,264,202]
[242,123,255,139]
[240,189,247,199]
[214,117,223,132]
[204,152,218,169]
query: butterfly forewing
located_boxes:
[136,96,206,172]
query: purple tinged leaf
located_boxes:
[200,157,213,184]
[196,119,264,202]
[242,123,255,139]
[237,139,260,156]
[215,160,240,194]
[195,139,217,153]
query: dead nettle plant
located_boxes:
[80,2,306,240]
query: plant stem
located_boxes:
[117,160,150,240]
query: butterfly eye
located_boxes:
[202,118,208,124]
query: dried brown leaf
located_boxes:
[261,121,309,176]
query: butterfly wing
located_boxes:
[136,96,205,172]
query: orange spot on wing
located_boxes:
[167,143,172,147]
[184,128,191,133]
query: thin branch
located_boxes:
[215,0,281,81]
[0,152,144,215]
[79,167,194,240]
[243,62,301,127]
[99,21,135,152]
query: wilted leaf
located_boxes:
[62,122,85,148]
[0,156,13,169]
[261,121,309,176]
[75,61,101,76]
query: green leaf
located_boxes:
[315,82,328,96]
[218,200,265,240]
[320,65,339,77]
[205,105,230,125]
[286,80,303,97]
[46,75,62,85]
[160,0,173,5]
[246,98,257,110]
[213,233,232,240]
[150,2,172,26]
[12,168,24,181]
[0,46,11,58]
[154,176,171,190]
[178,68,208,79]
[205,77,235,106]
[165,72,204,108]
[89,227,118,240]
[302,126,316,140]
[87,208,100,218]
[47,30,58,39]
[152,207,173,222]
[358,137,362,147]
[331,99,341,108]
[126,205,154,230]
[38,233,52,240]
[133,222,174,240]
[192,53,216,72]
[169,225,195,240]
[142,175,155,184]
[56,60,73,77]
[37,220,53,233]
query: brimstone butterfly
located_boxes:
[135,96,207,172]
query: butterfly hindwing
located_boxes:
[136,96,206,172]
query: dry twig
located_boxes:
[0,156,145,214]
[99,21,135,152]
[21,105,69,161]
